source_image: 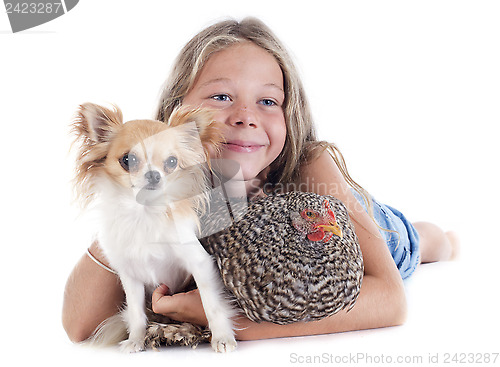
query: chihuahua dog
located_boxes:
[72,103,236,353]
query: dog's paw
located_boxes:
[211,335,237,353]
[119,338,145,353]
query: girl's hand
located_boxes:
[151,284,208,327]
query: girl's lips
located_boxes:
[223,140,266,153]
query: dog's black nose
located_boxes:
[145,170,161,185]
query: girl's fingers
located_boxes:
[151,284,178,315]
[150,286,208,326]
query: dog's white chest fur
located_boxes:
[97,193,192,293]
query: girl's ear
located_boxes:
[76,103,123,143]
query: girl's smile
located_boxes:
[182,42,287,187]
[223,140,266,153]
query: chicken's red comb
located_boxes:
[323,200,336,221]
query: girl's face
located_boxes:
[183,42,286,186]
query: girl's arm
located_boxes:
[62,241,125,342]
[152,150,407,340]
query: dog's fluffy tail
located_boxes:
[83,313,128,347]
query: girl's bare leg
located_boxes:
[413,222,460,263]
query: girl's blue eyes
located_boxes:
[211,94,231,102]
[210,94,278,106]
[259,99,277,107]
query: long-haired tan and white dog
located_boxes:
[72,103,236,353]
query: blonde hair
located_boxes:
[154,18,374,212]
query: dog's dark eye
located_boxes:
[164,156,178,173]
[119,153,139,172]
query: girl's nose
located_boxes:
[227,104,257,128]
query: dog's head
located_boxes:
[72,103,223,210]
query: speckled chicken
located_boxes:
[145,190,363,348]
[198,190,364,325]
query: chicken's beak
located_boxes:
[317,223,343,239]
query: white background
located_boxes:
[1,1,499,366]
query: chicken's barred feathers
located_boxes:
[199,191,364,324]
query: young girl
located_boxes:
[62,18,457,342]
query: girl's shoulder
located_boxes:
[299,148,348,197]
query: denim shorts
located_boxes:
[352,190,420,280]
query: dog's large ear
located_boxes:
[75,103,123,143]
[71,103,123,207]
[167,107,224,153]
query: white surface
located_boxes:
[5,261,499,367]
[1,1,498,366]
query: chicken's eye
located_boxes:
[305,210,317,219]
[119,153,139,172]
